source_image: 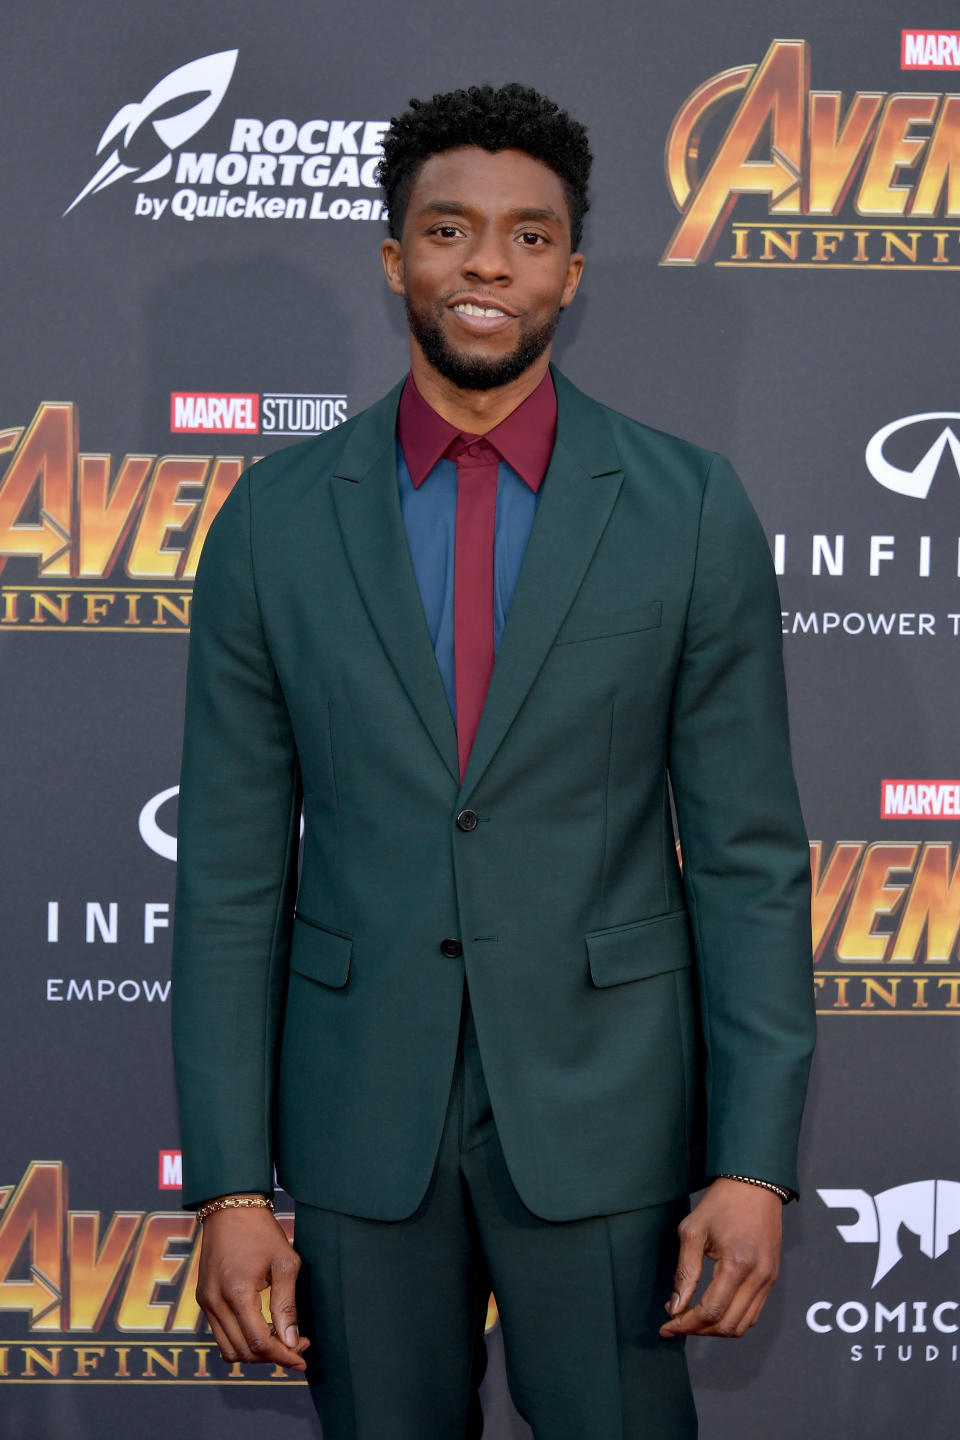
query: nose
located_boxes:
[461,225,512,285]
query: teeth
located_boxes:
[455,303,506,317]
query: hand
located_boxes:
[659,1178,781,1339]
[196,1202,310,1369]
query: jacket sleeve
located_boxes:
[171,468,302,1209]
[668,452,815,1197]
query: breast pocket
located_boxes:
[554,599,662,646]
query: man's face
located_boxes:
[381,147,584,391]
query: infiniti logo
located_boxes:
[138,785,305,861]
[865,413,960,499]
[139,785,179,862]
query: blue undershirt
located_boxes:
[396,441,542,723]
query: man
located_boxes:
[172,83,815,1439]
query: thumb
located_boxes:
[268,1258,301,1349]
[669,1220,705,1316]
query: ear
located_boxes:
[560,252,585,309]
[381,238,405,296]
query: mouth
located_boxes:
[447,295,517,335]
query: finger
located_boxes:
[661,1256,777,1339]
[205,1309,241,1363]
[729,1277,775,1337]
[267,1250,303,1351]
[698,1278,764,1338]
[666,1218,706,1317]
[282,1326,311,1355]
[205,1300,259,1362]
[714,1252,779,1338]
[232,1286,307,1370]
[661,1255,744,1337]
[678,1282,765,1337]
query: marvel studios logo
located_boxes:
[170,391,348,435]
[158,1150,182,1189]
[158,1148,286,1194]
[261,392,348,435]
[881,779,960,818]
[901,30,960,68]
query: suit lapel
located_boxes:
[331,382,459,784]
[458,367,624,803]
[330,370,623,798]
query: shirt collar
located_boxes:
[397,369,557,492]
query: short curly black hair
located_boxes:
[377,83,592,249]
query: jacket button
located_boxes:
[456,808,479,832]
[440,938,463,958]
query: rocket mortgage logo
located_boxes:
[66,49,388,225]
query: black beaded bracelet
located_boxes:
[717,1173,791,1203]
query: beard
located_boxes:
[404,295,560,391]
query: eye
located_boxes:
[517,231,548,247]
[430,223,464,239]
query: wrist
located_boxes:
[715,1173,791,1204]
[195,1194,275,1224]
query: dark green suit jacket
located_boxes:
[172,365,815,1221]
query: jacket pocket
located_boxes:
[554,599,661,646]
[289,911,352,988]
[586,909,691,988]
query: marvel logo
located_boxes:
[901,30,960,68]
[170,392,259,433]
[881,779,960,818]
[158,1150,182,1189]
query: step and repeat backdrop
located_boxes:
[2,2,957,1436]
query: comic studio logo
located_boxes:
[65,51,238,214]
[170,391,348,435]
[805,1181,960,1365]
[865,414,960,499]
[902,31,960,69]
[66,50,388,224]
[662,38,960,266]
[881,781,960,819]
[819,1182,960,1287]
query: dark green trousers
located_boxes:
[293,987,697,1439]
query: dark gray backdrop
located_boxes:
[2,2,958,1436]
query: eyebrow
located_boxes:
[417,200,564,224]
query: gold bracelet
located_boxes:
[195,1195,275,1224]
[717,1173,791,1203]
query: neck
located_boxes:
[407,342,552,433]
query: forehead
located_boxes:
[404,146,570,229]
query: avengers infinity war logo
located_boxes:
[813,841,960,1014]
[0,1160,300,1383]
[0,403,244,632]
[0,1160,501,1383]
[662,39,960,267]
